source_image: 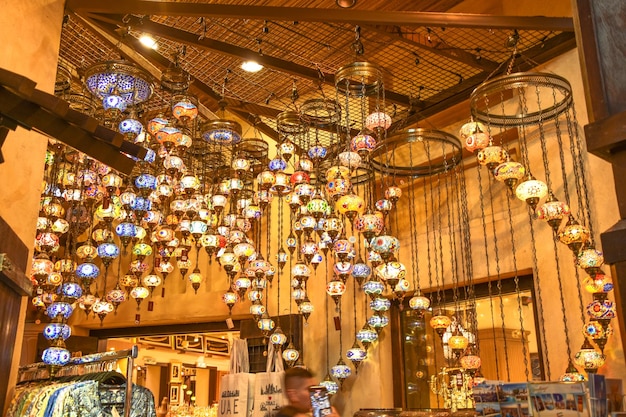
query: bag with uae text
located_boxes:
[251,343,288,417]
[219,339,256,417]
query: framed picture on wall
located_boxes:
[170,362,182,383]
[204,336,230,356]
[169,384,181,405]
[174,335,204,353]
[138,335,172,348]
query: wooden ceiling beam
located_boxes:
[389,31,577,131]
[368,25,500,72]
[66,0,574,31]
[86,13,413,107]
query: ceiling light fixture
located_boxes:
[139,34,158,50]
[241,60,264,73]
[336,0,357,8]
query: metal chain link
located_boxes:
[486,173,511,380]
[504,184,531,380]
[476,164,500,379]
[407,142,420,291]
[552,88,572,206]
[436,171,447,306]
[568,105,595,239]
[458,162,479,346]
[424,175,435,304]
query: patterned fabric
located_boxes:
[98,383,156,417]
[7,377,155,417]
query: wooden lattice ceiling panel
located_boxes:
[61,0,575,137]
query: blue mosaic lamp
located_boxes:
[42,341,71,373]
[346,341,367,371]
[330,358,351,386]
[84,60,153,113]
[202,119,242,145]
[356,323,378,351]
[320,374,339,395]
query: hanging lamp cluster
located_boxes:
[466,72,613,379]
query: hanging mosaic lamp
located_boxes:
[282,341,300,367]
[493,158,526,190]
[257,311,275,336]
[409,292,431,316]
[367,314,389,333]
[515,174,548,211]
[223,289,239,315]
[327,280,347,308]
[356,323,378,351]
[430,312,452,337]
[172,95,199,124]
[270,326,288,347]
[84,61,153,110]
[477,143,508,170]
[536,194,570,232]
[299,297,314,322]
[577,244,604,275]
[320,373,339,396]
[330,358,352,386]
[559,358,586,382]
[346,340,367,371]
[459,121,489,153]
[42,339,71,374]
[574,339,605,374]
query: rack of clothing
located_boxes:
[10,346,154,417]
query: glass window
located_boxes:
[392,274,544,409]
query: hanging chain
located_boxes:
[276,201,282,321]
[567,105,595,238]
[534,86,554,190]
[504,182,531,380]
[550,88,573,207]
[407,142,420,291]
[443,148,460,316]
[324,242,331,370]
[423,176,435,306]
[486,173,511,380]
[458,162,478,344]
[476,162,500,379]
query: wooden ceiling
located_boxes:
[60,0,576,140]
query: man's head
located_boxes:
[284,367,316,412]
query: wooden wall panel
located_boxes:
[0,279,23,412]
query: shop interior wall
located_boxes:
[0,0,65,411]
[60,48,626,417]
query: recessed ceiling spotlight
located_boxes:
[241,60,264,73]
[139,34,158,50]
[336,0,357,8]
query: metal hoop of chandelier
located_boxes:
[369,128,463,178]
[235,138,270,162]
[277,111,309,137]
[161,66,192,93]
[335,61,384,97]
[469,72,573,127]
[300,99,342,129]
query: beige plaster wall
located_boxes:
[0,0,64,255]
[0,0,65,410]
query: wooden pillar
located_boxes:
[571,0,626,353]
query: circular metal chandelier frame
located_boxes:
[369,128,463,178]
[470,72,573,127]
